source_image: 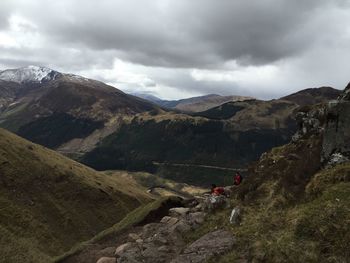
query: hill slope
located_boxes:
[0,128,152,263]
[81,111,293,180]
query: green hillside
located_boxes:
[81,116,292,173]
[0,128,152,263]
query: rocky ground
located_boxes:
[78,190,236,263]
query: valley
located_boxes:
[0,66,348,263]
[1,1,350,262]
[58,82,350,263]
[0,68,340,187]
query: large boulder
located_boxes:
[115,243,133,256]
[202,195,228,211]
[169,207,190,217]
[160,216,179,226]
[229,207,241,225]
[171,230,235,263]
[169,219,192,233]
[188,212,206,225]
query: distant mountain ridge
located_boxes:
[131,92,254,112]
[281,86,341,106]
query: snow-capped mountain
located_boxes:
[0,65,61,83]
[0,65,157,152]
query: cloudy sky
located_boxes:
[0,0,350,99]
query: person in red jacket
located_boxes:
[211,184,225,196]
[234,172,242,185]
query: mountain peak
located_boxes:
[0,65,60,83]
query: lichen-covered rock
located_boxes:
[171,230,235,263]
[128,233,141,242]
[169,207,190,217]
[188,212,206,225]
[100,189,231,263]
[292,105,326,142]
[160,216,179,226]
[192,203,203,212]
[229,207,241,225]
[116,245,143,263]
[115,243,133,256]
[203,195,228,211]
[326,152,350,167]
[97,257,117,263]
[169,219,192,233]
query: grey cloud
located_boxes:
[1,0,350,100]
[0,45,117,72]
[12,0,348,69]
[0,0,14,29]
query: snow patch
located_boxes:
[64,74,89,83]
[0,65,58,83]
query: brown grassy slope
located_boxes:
[281,86,341,106]
[174,95,253,112]
[0,128,152,263]
[185,137,350,262]
[237,134,323,206]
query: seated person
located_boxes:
[211,184,225,196]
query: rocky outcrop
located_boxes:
[338,82,350,101]
[292,104,326,142]
[95,194,232,263]
[290,83,350,167]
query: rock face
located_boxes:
[338,82,350,101]
[322,97,350,165]
[289,84,350,167]
[171,230,235,263]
